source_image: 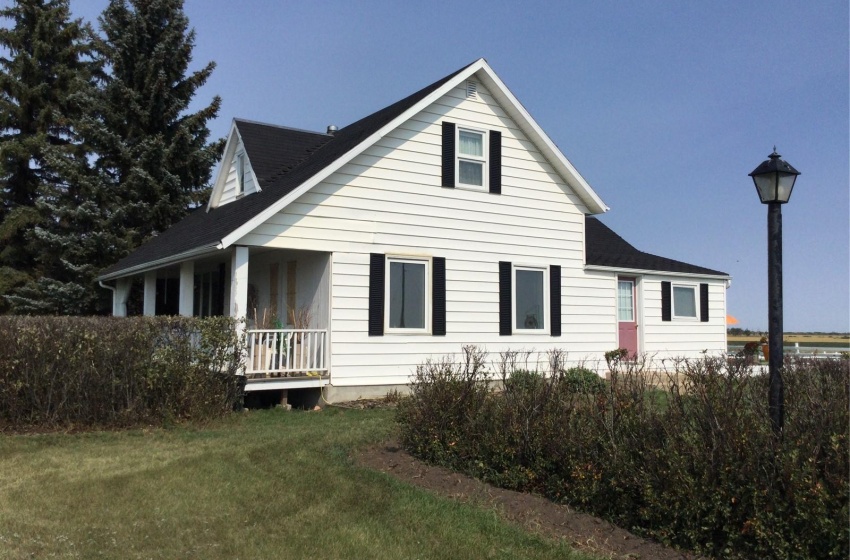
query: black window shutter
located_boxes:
[489,130,501,194]
[442,122,455,188]
[368,254,385,336]
[550,265,561,337]
[700,283,709,322]
[499,261,512,336]
[432,257,446,336]
[661,281,671,322]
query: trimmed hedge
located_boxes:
[396,348,849,559]
[0,316,245,431]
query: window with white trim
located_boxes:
[457,127,487,189]
[513,265,548,332]
[386,256,430,333]
[235,152,246,195]
[672,284,698,319]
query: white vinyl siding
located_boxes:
[641,275,727,358]
[234,80,614,383]
[232,79,725,383]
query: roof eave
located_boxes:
[97,244,222,282]
[584,264,730,280]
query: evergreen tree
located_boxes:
[93,0,222,250]
[6,130,129,314]
[0,0,92,313]
[5,0,223,315]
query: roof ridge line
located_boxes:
[234,118,330,136]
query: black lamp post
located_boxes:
[749,149,800,433]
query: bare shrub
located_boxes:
[396,345,490,467]
[0,316,244,432]
[397,348,849,559]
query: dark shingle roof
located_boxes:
[99,61,476,278]
[99,59,727,281]
[234,120,331,189]
[586,216,727,276]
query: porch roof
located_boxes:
[585,217,727,277]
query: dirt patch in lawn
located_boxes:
[354,441,706,560]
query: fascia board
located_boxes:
[242,378,329,391]
[476,65,609,215]
[584,264,731,280]
[97,245,220,282]
[218,59,490,250]
[207,121,241,211]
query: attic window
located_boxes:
[457,127,487,188]
[236,153,246,195]
[466,80,478,99]
[442,121,501,194]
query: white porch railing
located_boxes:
[246,329,328,378]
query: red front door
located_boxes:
[617,278,638,355]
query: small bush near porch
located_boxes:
[396,347,849,560]
[0,316,244,432]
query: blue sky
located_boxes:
[65,0,848,332]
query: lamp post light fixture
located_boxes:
[749,148,800,434]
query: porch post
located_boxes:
[179,261,194,317]
[113,278,131,317]
[230,246,249,318]
[143,271,157,316]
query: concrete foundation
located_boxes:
[322,383,412,403]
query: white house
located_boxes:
[97,58,729,401]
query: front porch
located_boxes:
[106,246,332,388]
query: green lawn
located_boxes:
[0,408,596,560]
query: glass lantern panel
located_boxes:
[776,172,796,202]
[753,174,776,203]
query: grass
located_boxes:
[0,408,597,560]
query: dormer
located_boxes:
[207,119,333,211]
[208,121,260,210]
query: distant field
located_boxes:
[728,334,849,345]
[728,334,849,351]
